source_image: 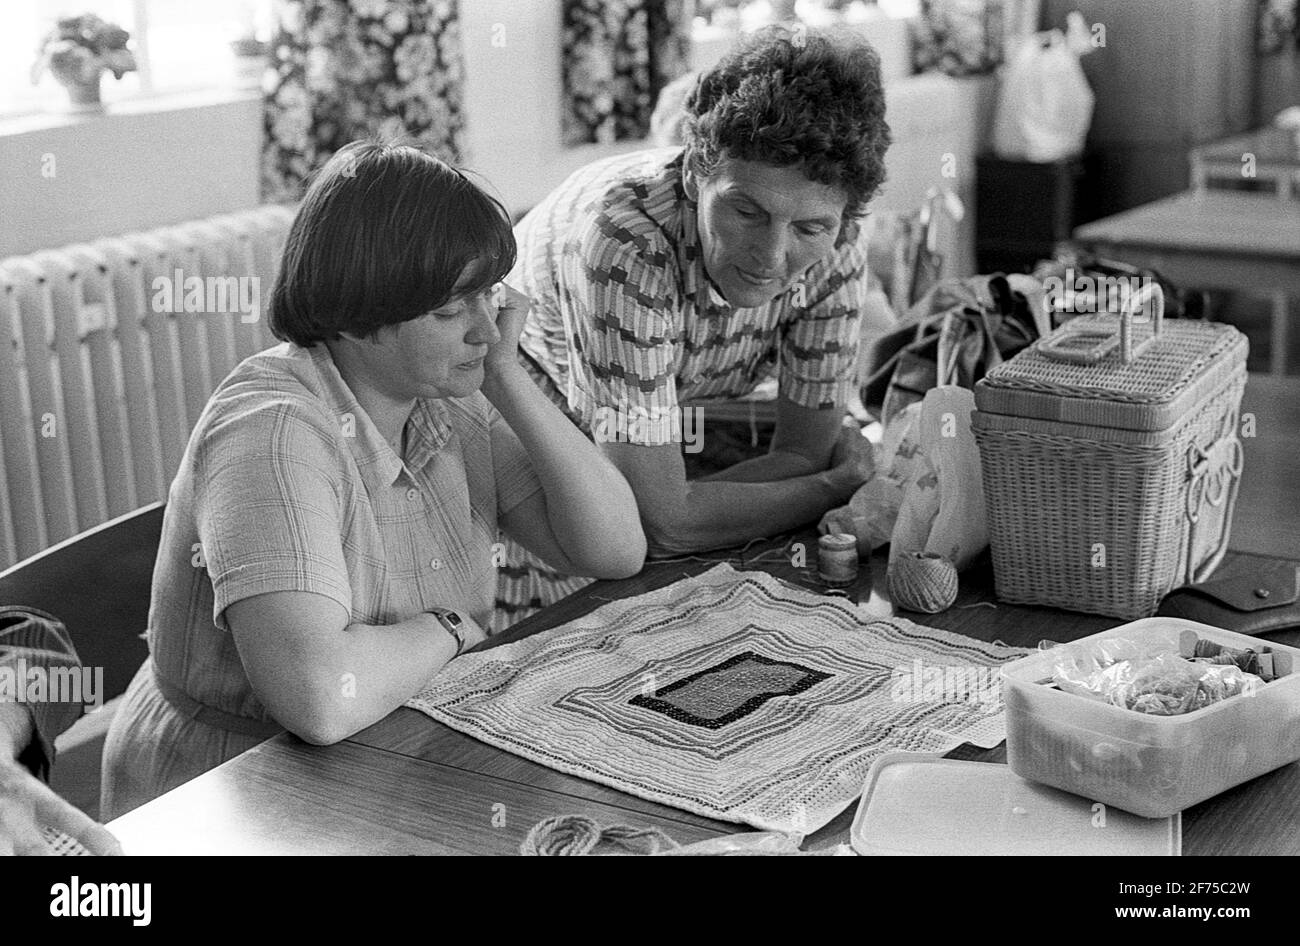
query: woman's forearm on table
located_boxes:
[696,449,821,484]
[649,470,853,557]
[230,596,462,746]
[328,615,460,737]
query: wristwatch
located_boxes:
[428,607,465,655]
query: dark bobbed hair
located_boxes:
[269,139,516,347]
[682,25,891,219]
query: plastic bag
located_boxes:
[1051,638,1263,716]
[887,386,987,573]
[992,14,1095,162]
[821,386,989,572]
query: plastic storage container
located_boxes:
[1001,618,1300,818]
[972,284,1248,619]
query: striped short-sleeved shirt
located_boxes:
[512,147,868,445]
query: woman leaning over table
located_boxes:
[100,140,646,820]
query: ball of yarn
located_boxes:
[889,552,959,614]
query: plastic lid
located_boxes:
[851,752,1180,856]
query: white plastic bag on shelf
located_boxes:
[992,12,1095,162]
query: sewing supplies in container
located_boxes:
[1179,629,1291,683]
[817,533,859,586]
[1000,618,1300,817]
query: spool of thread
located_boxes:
[888,552,959,614]
[818,533,859,585]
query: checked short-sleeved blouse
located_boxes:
[101,342,541,818]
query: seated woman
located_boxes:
[101,141,646,820]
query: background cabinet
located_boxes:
[1040,0,1258,217]
[975,154,1089,274]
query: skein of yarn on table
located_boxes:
[888,551,959,614]
[518,815,827,855]
[519,814,679,856]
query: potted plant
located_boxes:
[31,13,137,112]
[230,33,270,91]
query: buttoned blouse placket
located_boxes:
[384,402,483,626]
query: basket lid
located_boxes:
[975,316,1247,432]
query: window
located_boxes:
[1,0,273,118]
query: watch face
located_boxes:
[444,611,463,629]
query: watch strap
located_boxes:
[429,608,465,655]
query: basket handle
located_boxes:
[1037,282,1165,366]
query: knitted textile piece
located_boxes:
[407,564,1029,834]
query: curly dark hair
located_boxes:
[682,24,891,219]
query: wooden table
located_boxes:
[1190,126,1300,198]
[1072,191,1300,376]
[108,379,1300,856]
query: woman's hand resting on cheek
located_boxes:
[484,283,531,378]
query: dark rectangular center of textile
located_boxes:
[629,651,831,729]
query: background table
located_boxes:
[1190,127,1300,198]
[1072,191,1300,376]
[108,378,1300,855]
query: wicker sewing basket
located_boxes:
[971,284,1248,619]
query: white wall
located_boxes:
[458,0,646,215]
[0,92,262,259]
[878,74,998,279]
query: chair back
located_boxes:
[0,502,163,699]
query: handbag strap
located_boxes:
[934,310,960,384]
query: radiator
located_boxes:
[0,205,295,570]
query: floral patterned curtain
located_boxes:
[911,0,1007,77]
[262,0,464,203]
[562,0,692,146]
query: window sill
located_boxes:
[0,88,261,138]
